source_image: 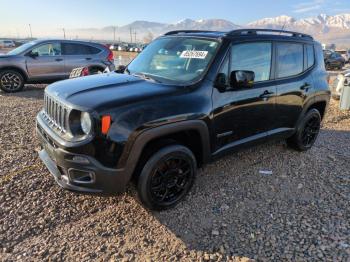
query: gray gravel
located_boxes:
[0,85,350,261]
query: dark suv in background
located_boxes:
[37,29,330,210]
[0,39,115,92]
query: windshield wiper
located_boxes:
[132,73,162,83]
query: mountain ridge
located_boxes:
[52,14,350,47]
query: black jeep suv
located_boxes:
[37,29,330,210]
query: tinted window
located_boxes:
[306,44,315,68]
[31,43,61,56]
[231,42,272,82]
[62,43,101,55]
[276,43,303,78]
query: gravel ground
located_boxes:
[0,85,350,261]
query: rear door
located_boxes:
[274,42,313,129]
[25,42,65,80]
[62,42,102,76]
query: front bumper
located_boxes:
[37,124,128,194]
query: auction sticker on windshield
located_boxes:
[180,50,208,59]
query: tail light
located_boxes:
[107,49,114,62]
[82,67,90,76]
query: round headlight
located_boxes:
[80,112,92,135]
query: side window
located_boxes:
[306,44,315,69]
[230,42,272,82]
[276,43,303,78]
[31,43,61,56]
[62,43,97,55]
[88,45,101,54]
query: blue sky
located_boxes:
[0,0,349,37]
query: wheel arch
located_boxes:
[0,66,28,80]
[117,120,211,182]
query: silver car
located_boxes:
[0,39,115,92]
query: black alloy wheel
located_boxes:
[300,115,321,148]
[137,144,196,210]
[0,70,24,92]
[287,109,321,151]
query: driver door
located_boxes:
[25,42,65,80]
[212,41,276,151]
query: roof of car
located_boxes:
[31,39,103,45]
[163,29,314,42]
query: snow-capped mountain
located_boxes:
[165,19,241,31]
[249,13,350,30]
[51,14,350,46]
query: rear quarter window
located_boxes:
[276,43,304,78]
[62,43,101,55]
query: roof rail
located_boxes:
[164,30,216,36]
[226,29,313,40]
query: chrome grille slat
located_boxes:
[43,93,67,133]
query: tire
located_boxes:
[0,70,25,92]
[287,109,321,152]
[137,144,197,210]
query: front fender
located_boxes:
[115,120,211,182]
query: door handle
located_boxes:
[85,58,92,61]
[259,90,274,99]
[300,83,311,91]
[55,58,63,62]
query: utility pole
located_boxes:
[134,31,137,43]
[63,28,66,39]
[113,26,116,42]
[129,27,132,43]
[28,24,33,39]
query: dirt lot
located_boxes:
[0,85,350,261]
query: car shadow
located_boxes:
[150,128,350,259]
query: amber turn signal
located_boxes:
[101,115,111,135]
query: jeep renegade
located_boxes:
[37,29,330,210]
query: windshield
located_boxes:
[7,41,36,55]
[127,37,219,84]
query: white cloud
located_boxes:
[293,0,325,13]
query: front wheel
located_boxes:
[287,109,321,151]
[0,70,25,92]
[137,144,197,210]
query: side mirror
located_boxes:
[214,73,228,92]
[115,65,126,73]
[230,70,255,89]
[28,51,39,58]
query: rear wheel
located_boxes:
[287,109,321,151]
[137,144,197,210]
[0,70,24,92]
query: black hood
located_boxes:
[46,73,180,112]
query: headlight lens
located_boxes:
[80,112,92,135]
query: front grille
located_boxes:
[42,93,69,133]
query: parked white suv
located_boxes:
[0,40,16,48]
